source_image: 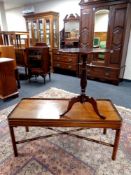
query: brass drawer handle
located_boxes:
[68,65,72,69]
[105,72,110,76]
[56,63,60,67]
[68,58,72,62]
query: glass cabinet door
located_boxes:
[53,18,59,47]
[93,10,109,64]
[32,20,38,44]
[26,21,32,45]
[45,18,50,46]
[38,19,44,42]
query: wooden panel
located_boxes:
[15,48,27,67]
[54,61,77,71]
[79,0,130,84]
[108,4,127,65]
[0,45,16,68]
[85,65,119,81]
[80,8,94,48]
[0,58,18,99]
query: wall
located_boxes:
[6,7,27,31]
[4,0,131,80]
[0,2,8,30]
[34,0,80,30]
[6,0,80,31]
[124,31,131,79]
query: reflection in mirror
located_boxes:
[60,14,80,48]
[93,9,109,49]
[65,21,79,40]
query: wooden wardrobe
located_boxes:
[79,0,131,84]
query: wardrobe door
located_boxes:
[80,8,94,48]
[108,4,127,66]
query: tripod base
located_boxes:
[60,95,106,119]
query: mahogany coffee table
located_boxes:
[8,98,122,160]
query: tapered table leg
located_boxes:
[25,126,29,132]
[9,126,18,157]
[112,129,121,160]
[103,128,107,134]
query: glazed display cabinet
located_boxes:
[24,11,59,49]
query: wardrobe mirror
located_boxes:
[93,9,109,49]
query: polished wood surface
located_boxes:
[0,45,16,68]
[0,46,20,89]
[53,48,109,75]
[8,98,121,123]
[8,98,122,160]
[0,58,18,100]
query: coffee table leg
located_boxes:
[25,127,29,132]
[112,129,121,160]
[103,128,107,134]
[9,126,18,157]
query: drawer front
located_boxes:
[89,67,104,78]
[79,65,119,81]
[104,68,119,80]
[53,61,77,71]
[53,54,78,63]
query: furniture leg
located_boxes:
[49,72,51,81]
[112,129,121,160]
[9,126,18,157]
[103,128,107,134]
[25,126,29,132]
[15,68,20,89]
[60,53,106,120]
[42,75,46,84]
[25,67,28,77]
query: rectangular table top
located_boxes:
[8,98,122,128]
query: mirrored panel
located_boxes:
[93,9,109,49]
[93,9,109,63]
[60,14,80,48]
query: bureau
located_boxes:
[53,49,78,75]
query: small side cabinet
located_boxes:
[26,46,51,83]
